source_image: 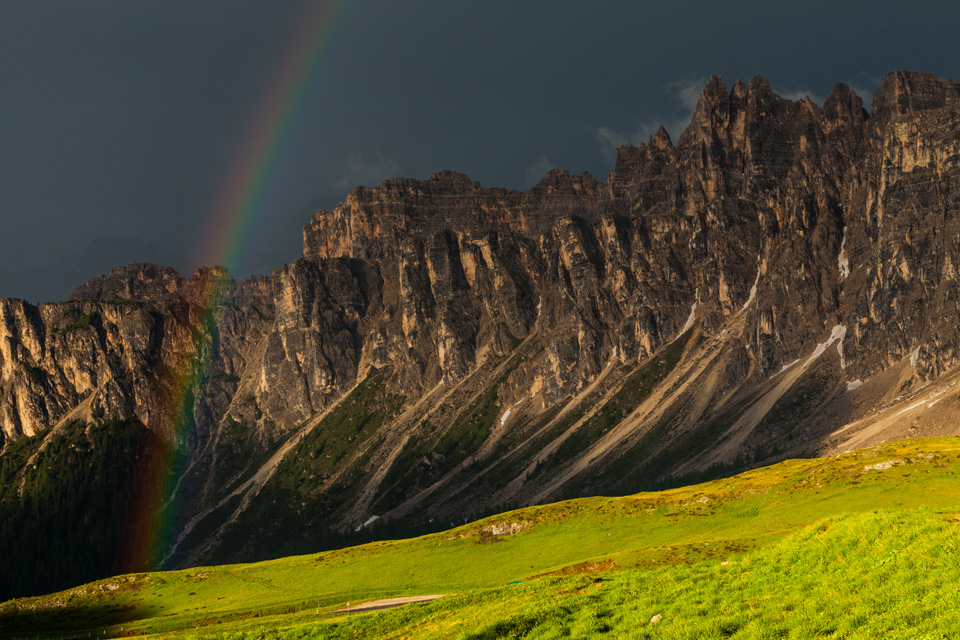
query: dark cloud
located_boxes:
[333,153,401,193]
[524,156,555,189]
[595,75,707,163]
[2,0,959,300]
[0,236,195,304]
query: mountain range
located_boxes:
[2,69,959,599]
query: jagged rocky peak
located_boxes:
[302,164,609,263]
[69,263,184,302]
[871,70,960,128]
[730,77,747,101]
[699,74,730,108]
[822,82,864,115]
[651,125,673,150]
[530,167,601,189]
[68,262,273,313]
[681,70,958,133]
[179,265,234,307]
[675,73,865,146]
[824,82,866,119]
[304,171,509,261]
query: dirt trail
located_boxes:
[333,594,447,613]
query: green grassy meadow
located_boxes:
[2,437,959,639]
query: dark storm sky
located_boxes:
[2,0,958,302]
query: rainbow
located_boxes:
[199,0,354,273]
[123,0,355,572]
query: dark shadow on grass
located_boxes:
[0,597,150,640]
[463,613,544,639]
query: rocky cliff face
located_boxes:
[0,267,273,445]
[4,71,960,578]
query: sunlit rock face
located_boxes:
[4,71,960,567]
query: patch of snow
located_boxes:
[500,408,512,427]
[355,515,380,531]
[908,346,920,368]
[779,359,801,374]
[802,325,846,369]
[895,399,926,416]
[607,344,620,365]
[896,385,949,415]
[681,302,698,333]
[838,226,850,279]
[739,263,761,314]
[675,289,699,342]
[846,379,863,391]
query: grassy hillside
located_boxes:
[0,419,168,600]
[2,437,959,638]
